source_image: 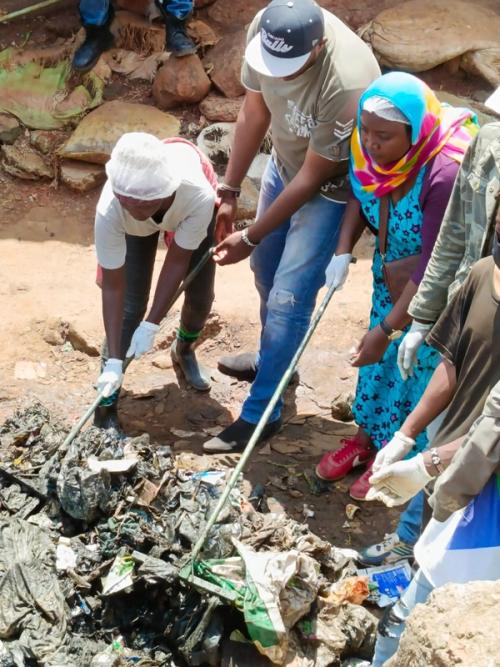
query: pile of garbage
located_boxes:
[0,402,377,667]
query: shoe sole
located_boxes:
[203,421,283,453]
[217,362,257,383]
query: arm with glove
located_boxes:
[325,198,365,289]
[367,359,457,506]
[127,241,193,359]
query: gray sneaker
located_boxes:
[357,532,414,566]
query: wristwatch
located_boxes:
[379,318,403,341]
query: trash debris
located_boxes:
[346,503,361,520]
[357,560,413,607]
[303,504,315,519]
[0,402,377,665]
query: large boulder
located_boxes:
[387,580,500,667]
[199,94,243,122]
[361,0,500,85]
[203,30,246,98]
[58,101,180,164]
[152,55,211,109]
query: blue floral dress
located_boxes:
[352,168,440,452]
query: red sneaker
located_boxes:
[315,437,374,482]
[349,461,375,501]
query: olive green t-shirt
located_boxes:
[241,9,380,203]
[428,257,500,447]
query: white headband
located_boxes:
[363,96,411,125]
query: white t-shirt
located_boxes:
[95,142,216,270]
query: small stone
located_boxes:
[236,177,259,221]
[199,94,243,122]
[60,160,106,193]
[0,114,22,144]
[153,55,211,109]
[330,392,354,422]
[187,19,219,49]
[14,361,47,380]
[30,130,66,155]
[65,323,100,357]
[152,355,173,370]
[203,30,246,98]
[1,144,53,180]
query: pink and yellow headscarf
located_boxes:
[350,72,479,203]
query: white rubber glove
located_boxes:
[366,454,433,507]
[325,253,352,290]
[397,321,433,381]
[97,358,123,398]
[126,321,160,359]
[372,431,416,474]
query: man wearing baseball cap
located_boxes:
[204,0,380,452]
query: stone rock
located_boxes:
[187,19,219,49]
[203,30,246,98]
[197,122,235,164]
[199,94,243,122]
[330,392,354,422]
[30,130,66,155]
[236,177,258,221]
[0,114,22,144]
[247,153,270,187]
[153,55,211,109]
[14,361,47,380]
[41,318,66,346]
[1,144,53,180]
[362,0,500,77]
[208,0,267,28]
[60,160,106,193]
[65,323,100,357]
[59,101,180,164]
[387,580,500,667]
[113,10,165,55]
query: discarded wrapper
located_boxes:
[357,560,413,607]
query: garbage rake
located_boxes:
[58,247,215,455]
[181,280,340,594]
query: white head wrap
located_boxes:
[106,132,181,201]
[363,96,411,125]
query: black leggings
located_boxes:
[103,217,215,361]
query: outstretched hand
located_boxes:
[213,231,253,266]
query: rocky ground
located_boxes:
[0,4,499,663]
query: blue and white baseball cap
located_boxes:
[245,0,325,78]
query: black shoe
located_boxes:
[171,338,211,392]
[218,351,300,385]
[203,417,282,453]
[72,23,114,72]
[93,403,122,432]
[165,16,197,57]
[218,351,258,382]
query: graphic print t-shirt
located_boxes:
[241,9,380,202]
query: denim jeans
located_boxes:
[395,409,448,545]
[241,158,345,424]
[79,0,192,25]
[103,219,215,364]
[372,568,433,667]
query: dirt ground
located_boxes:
[0,0,494,555]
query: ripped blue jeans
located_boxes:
[241,158,345,424]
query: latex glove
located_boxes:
[372,431,416,474]
[366,454,433,507]
[325,253,352,290]
[397,321,433,380]
[97,358,123,398]
[126,321,160,359]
